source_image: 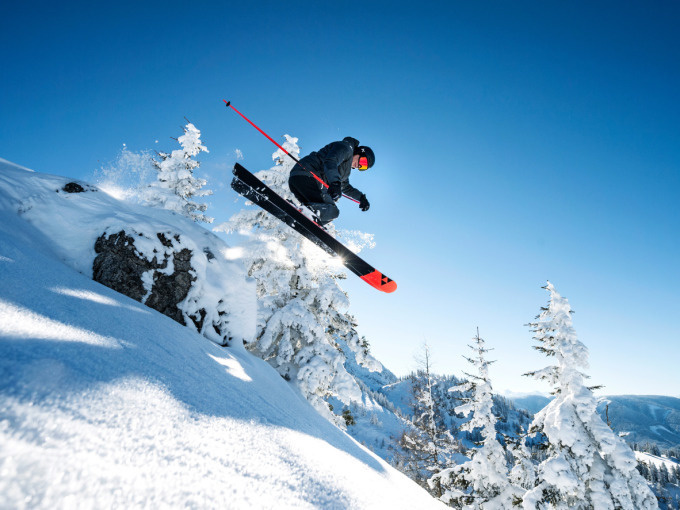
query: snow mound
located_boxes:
[0,159,443,508]
[0,159,255,346]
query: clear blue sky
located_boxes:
[2,1,678,396]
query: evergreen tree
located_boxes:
[146,122,213,223]
[654,482,671,509]
[397,344,457,496]
[508,436,540,500]
[637,461,650,481]
[215,135,374,424]
[430,329,522,509]
[522,282,657,509]
[659,463,670,485]
[670,447,680,461]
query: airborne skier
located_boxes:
[288,137,375,225]
[231,164,396,293]
[224,100,395,292]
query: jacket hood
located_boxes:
[342,137,360,152]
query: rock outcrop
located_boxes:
[93,230,195,326]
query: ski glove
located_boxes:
[359,194,370,211]
[328,182,342,201]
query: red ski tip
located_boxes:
[360,270,397,293]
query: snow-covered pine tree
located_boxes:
[637,461,651,482]
[214,135,375,425]
[508,436,540,504]
[146,122,213,223]
[660,464,671,486]
[521,282,657,510]
[430,329,522,509]
[397,344,457,497]
[331,312,382,373]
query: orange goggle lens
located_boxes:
[358,156,369,170]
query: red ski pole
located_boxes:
[223,100,360,204]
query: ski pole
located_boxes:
[223,99,360,204]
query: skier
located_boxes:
[288,137,375,225]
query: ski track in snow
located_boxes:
[0,159,443,509]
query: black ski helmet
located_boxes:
[355,146,375,169]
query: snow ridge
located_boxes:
[0,158,442,509]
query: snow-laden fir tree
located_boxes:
[214,135,376,425]
[520,282,657,510]
[145,122,213,223]
[430,329,522,509]
[397,344,458,497]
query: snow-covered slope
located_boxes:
[635,451,680,471]
[0,159,443,509]
[0,157,255,346]
[598,395,680,450]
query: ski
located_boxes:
[231,163,397,294]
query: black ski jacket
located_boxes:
[290,136,364,201]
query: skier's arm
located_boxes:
[340,181,364,201]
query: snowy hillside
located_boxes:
[0,157,255,347]
[0,159,443,508]
[598,395,680,450]
[636,452,680,472]
[635,452,680,508]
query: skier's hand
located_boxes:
[328,182,342,201]
[359,194,370,211]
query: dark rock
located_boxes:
[93,230,196,326]
[143,248,194,324]
[93,231,151,302]
[188,309,207,332]
[157,233,173,248]
[62,182,85,193]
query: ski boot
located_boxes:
[286,200,327,230]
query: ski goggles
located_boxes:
[358,156,369,171]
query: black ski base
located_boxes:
[231,163,396,293]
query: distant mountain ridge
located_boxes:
[509,394,680,450]
[598,395,680,450]
[508,394,552,415]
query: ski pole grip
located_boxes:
[224,100,231,107]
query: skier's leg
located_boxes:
[307,202,339,224]
[288,174,323,203]
[288,174,339,225]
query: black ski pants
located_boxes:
[288,173,339,225]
